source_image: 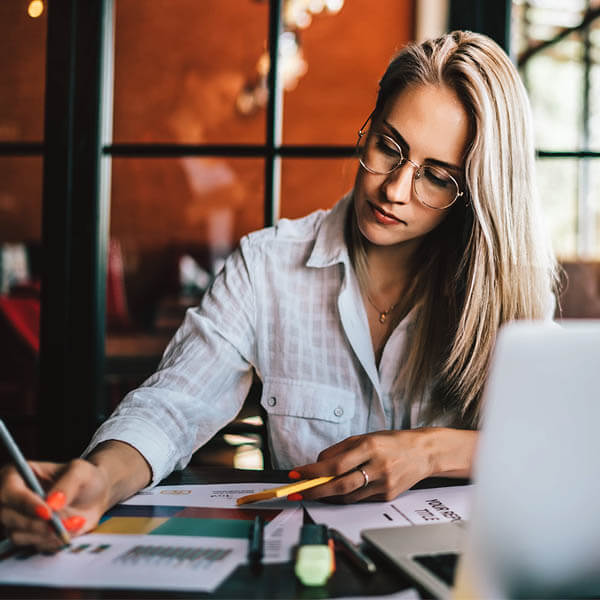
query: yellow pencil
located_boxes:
[236,476,334,505]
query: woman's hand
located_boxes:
[289,428,478,503]
[0,459,110,551]
[0,440,153,552]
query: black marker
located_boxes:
[248,515,264,572]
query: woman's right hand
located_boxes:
[0,458,110,551]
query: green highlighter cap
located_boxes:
[294,524,334,587]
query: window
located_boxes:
[512,0,600,258]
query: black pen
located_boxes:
[0,419,71,546]
[248,515,264,572]
[329,527,376,574]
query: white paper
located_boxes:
[0,533,245,592]
[263,505,303,563]
[305,485,474,543]
[123,482,297,508]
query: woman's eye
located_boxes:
[375,136,401,157]
[423,167,452,188]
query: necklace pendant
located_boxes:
[379,313,387,324]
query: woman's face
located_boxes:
[353,84,470,250]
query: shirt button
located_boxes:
[334,406,343,417]
[267,397,277,407]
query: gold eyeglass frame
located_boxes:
[356,113,464,211]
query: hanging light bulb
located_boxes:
[236,0,345,116]
[27,0,44,18]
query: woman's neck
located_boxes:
[365,238,420,295]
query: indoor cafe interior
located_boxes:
[1,0,599,471]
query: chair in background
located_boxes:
[559,261,600,319]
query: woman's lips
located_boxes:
[369,202,406,225]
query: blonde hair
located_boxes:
[348,31,559,428]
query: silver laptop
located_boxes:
[361,321,600,599]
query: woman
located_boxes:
[0,31,558,550]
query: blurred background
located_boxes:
[0,0,599,468]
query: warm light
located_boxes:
[27,0,44,18]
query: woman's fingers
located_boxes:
[0,459,102,550]
[289,430,432,503]
[0,505,53,537]
[0,466,52,519]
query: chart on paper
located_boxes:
[0,532,246,592]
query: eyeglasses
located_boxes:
[356,115,464,210]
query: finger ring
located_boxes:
[359,467,369,489]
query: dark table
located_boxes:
[3,467,469,599]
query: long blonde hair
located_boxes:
[348,31,559,428]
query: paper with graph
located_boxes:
[0,484,303,592]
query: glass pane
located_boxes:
[282,0,414,145]
[589,52,600,152]
[0,157,43,244]
[524,35,584,151]
[0,1,47,141]
[587,159,600,258]
[280,158,356,219]
[113,0,268,144]
[109,157,264,327]
[536,159,578,259]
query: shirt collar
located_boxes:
[306,191,353,269]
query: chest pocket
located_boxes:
[260,377,356,469]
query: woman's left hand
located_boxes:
[289,429,436,503]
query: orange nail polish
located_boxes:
[287,493,303,501]
[288,470,301,480]
[35,504,51,520]
[62,515,86,531]
[46,491,66,511]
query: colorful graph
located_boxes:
[95,504,281,539]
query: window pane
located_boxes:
[588,159,600,257]
[282,0,414,145]
[109,157,264,325]
[590,53,600,152]
[0,2,47,141]
[0,157,43,243]
[113,0,268,144]
[280,158,356,219]
[536,159,578,259]
[524,36,584,151]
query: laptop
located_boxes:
[361,320,600,599]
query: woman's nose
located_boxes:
[383,161,414,204]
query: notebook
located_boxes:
[361,320,600,599]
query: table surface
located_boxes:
[3,467,469,599]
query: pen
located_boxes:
[0,419,71,546]
[247,515,264,571]
[329,527,376,574]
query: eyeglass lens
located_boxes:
[359,132,459,209]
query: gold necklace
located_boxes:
[366,293,398,324]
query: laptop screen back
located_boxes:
[469,321,600,597]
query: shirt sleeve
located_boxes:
[83,237,258,487]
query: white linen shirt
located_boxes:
[85,195,435,484]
